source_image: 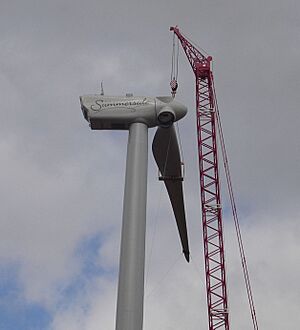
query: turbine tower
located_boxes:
[80,93,190,330]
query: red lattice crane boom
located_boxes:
[170,26,259,330]
[170,26,229,330]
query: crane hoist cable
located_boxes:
[213,83,259,330]
[170,31,179,98]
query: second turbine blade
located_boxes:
[152,126,190,262]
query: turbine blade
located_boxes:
[152,126,190,262]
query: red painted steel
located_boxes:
[170,26,229,330]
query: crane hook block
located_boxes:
[170,79,178,98]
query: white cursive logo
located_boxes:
[91,98,148,111]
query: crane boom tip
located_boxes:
[170,26,179,32]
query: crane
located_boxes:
[170,26,259,330]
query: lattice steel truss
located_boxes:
[197,75,229,330]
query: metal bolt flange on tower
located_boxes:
[80,93,190,330]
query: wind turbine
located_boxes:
[80,93,190,330]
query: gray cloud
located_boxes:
[0,0,299,328]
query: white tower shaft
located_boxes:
[116,122,148,330]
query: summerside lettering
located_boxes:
[91,98,148,111]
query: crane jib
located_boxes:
[170,25,259,330]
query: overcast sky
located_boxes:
[0,0,299,329]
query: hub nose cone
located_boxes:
[155,97,187,123]
[157,110,175,127]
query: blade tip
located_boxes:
[184,250,190,263]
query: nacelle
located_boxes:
[80,95,187,130]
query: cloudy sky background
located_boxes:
[1,0,299,329]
